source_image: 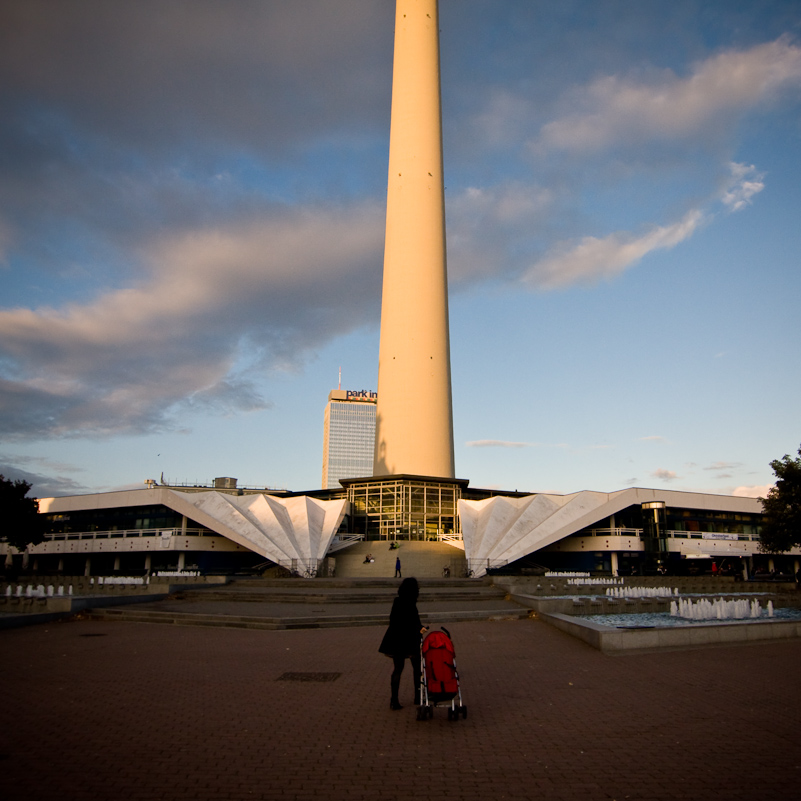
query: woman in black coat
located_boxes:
[378,577,426,709]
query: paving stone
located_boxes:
[1,618,799,800]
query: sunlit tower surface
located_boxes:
[373,0,455,479]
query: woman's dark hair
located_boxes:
[397,577,419,601]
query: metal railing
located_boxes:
[580,528,758,541]
[327,534,363,553]
[274,558,322,578]
[583,527,643,537]
[665,530,757,541]
[42,528,211,541]
[466,558,508,578]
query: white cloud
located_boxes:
[0,203,384,437]
[466,440,535,449]
[732,485,772,498]
[537,37,801,154]
[523,209,704,289]
[465,440,571,450]
[639,435,666,442]
[447,182,555,284]
[721,162,765,212]
[651,468,679,482]
[472,90,535,149]
[455,42,790,293]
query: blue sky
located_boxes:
[1,0,799,499]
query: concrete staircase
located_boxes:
[84,573,531,630]
[332,540,466,579]
[173,577,505,605]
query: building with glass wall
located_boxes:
[455,486,795,578]
[6,477,799,580]
[341,475,467,541]
[321,389,377,489]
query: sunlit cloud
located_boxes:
[466,440,535,449]
[0,203,384,438]
[732,485,772,499]
[721,162,765,212]
[651,468,679,482]
[536,37,801,154]
[449,39,797,293]
[523,209,704,289]
[465,440,571,451]
[447,182,555,284]
[704,461,743,471]
[515,154,767,291]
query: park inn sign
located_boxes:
[345,390,378,402]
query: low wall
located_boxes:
[509,594,672,615]
[494,575,800,598]
[0,592,171,630]
[2,574,228,598]
[0,576,230,628]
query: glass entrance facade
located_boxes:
[343,476,464,540]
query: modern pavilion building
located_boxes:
[7,477,798,581]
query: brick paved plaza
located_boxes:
[2,616,800,801]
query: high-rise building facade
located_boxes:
[322,390,377,489]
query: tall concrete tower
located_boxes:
[373,0,455,478]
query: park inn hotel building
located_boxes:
[322,389,377,490]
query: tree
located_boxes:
[758,445,801,553]
[0,475,46,552]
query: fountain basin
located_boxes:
[539,609,801,655]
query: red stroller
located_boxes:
[417,627,467,721]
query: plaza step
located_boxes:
[85,601,529,630]
[331,540,467,579]
[176,577,505,605]
[81,572,529,630]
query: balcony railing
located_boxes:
[583,528,643,537]
[43,528,211,541]
[665,530,757,541]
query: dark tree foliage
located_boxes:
[759,445,801,554]
[0,475,46,552]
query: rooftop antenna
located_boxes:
[338,366,341,390]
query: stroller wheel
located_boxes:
[460,706,468,719]
[447,708,457,722]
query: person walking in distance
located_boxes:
[379,577,426,709]
[395,556,402,578]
